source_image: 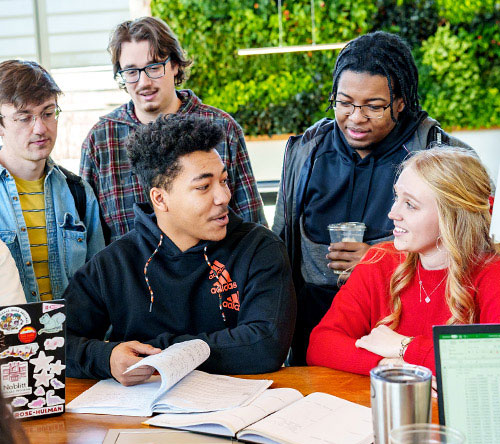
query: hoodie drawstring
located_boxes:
[144,234,164,312]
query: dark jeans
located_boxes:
[287,282,340,366]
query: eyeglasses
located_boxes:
[0,106,61,128]
[333,100,391,119]
[117,57,171,84]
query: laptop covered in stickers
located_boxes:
[0,299,66,420]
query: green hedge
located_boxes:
[151,0,500,135]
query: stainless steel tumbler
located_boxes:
[370,364,432,444]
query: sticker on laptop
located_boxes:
[44,336,64,350]
[18,325,37,344]
[46,390,64,406]
[28,397,46,409]
[33,370,52,388]
[49,360,65,376]
[34,386,45,396]
[11,397,29,407]
[42,302,65,313]
[30,351,54,373]
[50,378,64,389]
[0,307,31,335]
[1,361,31,397]
[38,313,65,335]
[0,343,39,360]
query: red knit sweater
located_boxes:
[307,243,500,375]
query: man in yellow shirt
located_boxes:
[0,60,104,302]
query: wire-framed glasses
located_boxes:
[333,100,391,119]
[0,105,61,128]
[117,57,171,84]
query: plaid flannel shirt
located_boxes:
[80,89,266,242]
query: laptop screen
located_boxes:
[433,324,500,443]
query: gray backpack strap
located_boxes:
[426,126,450,148]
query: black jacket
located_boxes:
[66,204,296,379]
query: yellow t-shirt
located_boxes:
[14,175,52,301]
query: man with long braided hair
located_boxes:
[273,31,475,365]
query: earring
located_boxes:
[436,235,443,252]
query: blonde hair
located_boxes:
[380,147,499,328]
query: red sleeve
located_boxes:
[307,246,396,375]
[476,258,500,322]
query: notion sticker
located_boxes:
[0,307,31,335]
[1,361,31,397]
[18,326,37,344]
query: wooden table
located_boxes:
[21,367,438,443]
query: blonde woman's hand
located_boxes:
[355,325,409,358]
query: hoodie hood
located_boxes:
[333,110,429,164]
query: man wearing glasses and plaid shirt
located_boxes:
[80,16,266,244]
[0,60,104,303]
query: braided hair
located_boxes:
[327,31,420,121]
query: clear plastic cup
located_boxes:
[390,424,465,444]
[327,222,366,274]
[327,222,366,244]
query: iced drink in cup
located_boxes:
[390,424,465,444]
[327,222,366,274]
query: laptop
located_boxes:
[0,299,66,420]
[433,324,500,443]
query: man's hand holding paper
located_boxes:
[110,341,161,386]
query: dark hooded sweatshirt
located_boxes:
[66,204,296,380]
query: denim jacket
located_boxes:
[0,159,105,302]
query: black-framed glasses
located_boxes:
[117,57,171,84]
[0,105,61,128]
[333,100,391,119]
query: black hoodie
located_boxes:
[66,204,296,379]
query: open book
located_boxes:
[145,388,373,444]
[67,339,272,417]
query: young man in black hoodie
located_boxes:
[273,31,475,365]
[66,115,296,386]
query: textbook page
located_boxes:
[68,339,210,416]
[154,370,273,413]
[145,388,303,436]
[236,392,373,444]
[66,376,162,416]
[67,339,272,416]
[126,339,210,398]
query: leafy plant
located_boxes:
[151,0,500,134]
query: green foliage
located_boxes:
[372,0,440,47]
[418,19,500,129]
[436,0,497,24]
[151,0,500,134]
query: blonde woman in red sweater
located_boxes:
[307,147,500,374]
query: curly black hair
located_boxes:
[327,31,420,121]
[127,114,224,194]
